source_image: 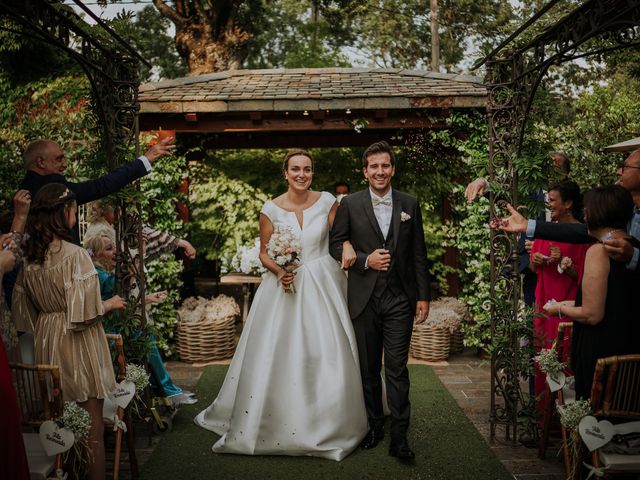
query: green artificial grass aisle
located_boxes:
[140,365,511,480]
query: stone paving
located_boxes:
[157,349,566,480]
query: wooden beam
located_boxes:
[140,112,451,133]
[249,112,262,124]
[195,128,446,149]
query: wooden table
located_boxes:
[220,273,263,323]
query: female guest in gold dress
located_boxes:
[13,183,126,480]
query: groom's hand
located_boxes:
[367,249,391,271]
[414,301,430,324]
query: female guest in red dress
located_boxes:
[530,181,589,414]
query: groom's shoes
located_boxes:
[389,438,415,460]
[360,426,384,450]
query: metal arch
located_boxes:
[483,0,640,442]
[0,0,148,325]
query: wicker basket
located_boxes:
[449,329,465,354]
[176,314,237,363]
[410,325,450,362]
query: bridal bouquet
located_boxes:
[267,225,302,293]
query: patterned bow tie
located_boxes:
[372,196,392,207]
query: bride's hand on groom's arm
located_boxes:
[341,241,357,269]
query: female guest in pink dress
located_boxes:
[529,181,589,411]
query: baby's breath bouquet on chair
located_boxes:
[267,225,302,293]
[125,363,151,417]
[59,401,92,478]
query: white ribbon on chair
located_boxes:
[583,462,608,479]
[112,415,127,433]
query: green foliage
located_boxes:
[0,75,98,209]
[532,73,640,190]
[189,163,269,263]
[107,6,187,81]
[145,258,184,357]
[139,148,188,357]
[454,195,491,348]
[246,0,352,68]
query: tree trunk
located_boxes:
[430,0,440,72]
[152,0,251,75]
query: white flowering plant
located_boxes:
[557,399,592,479]
[125,364,150,394]
[535,348,567,378]
[58,401,92,475]
[221,238,266,276]
[558,399,592,430]
[60,401,91,440]
[267,225,302,293]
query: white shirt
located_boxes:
[370,187,392,239]
[139,155,152,172]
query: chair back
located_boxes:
[9,363,64,428]
[556,321,573,364]
[105,333,126,381]
[590,354,640,419]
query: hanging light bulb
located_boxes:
[303,110,309,116]
[346,108,351,114]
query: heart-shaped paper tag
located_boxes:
[111,381,135,409]
[103,395,118,420]
[546,371,566,392]
[578,416,614,452]
[39,420,74,456]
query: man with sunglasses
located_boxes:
[498,149,640,272]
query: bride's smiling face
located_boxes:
[285,154,313,192]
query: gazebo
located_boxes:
[138,68,486,149]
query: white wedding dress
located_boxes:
[195,191,367,461]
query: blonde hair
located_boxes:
[84,233,115,272]
[86,199,114,224]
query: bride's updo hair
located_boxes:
[282,149,314,172]
[25,182,76,264]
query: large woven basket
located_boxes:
[410,325,450,362]
[449,329,465,354]
[176,314,236,363]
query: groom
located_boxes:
[329,141,431,460]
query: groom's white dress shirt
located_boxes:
[371,187,393,239]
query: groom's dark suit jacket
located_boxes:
[329,189,431,318]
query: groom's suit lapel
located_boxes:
[362,190,385,244]
[391,190,402,253]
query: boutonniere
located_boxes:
[400,211,411,222]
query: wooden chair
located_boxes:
[104,333,139,480]
[587,354,640,477]
[538,321,573,462]
[10,362,64,480]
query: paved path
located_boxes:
[160,349,565,479]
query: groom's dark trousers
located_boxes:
[329,189,430,442]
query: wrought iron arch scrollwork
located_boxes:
[0,0,152,323]
[479,0,640,442]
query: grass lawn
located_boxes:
[140,365,511,480]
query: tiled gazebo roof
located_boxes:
[139,68,486,113]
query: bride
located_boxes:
[194,150,368,461]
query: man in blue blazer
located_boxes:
[19,137,175,244]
